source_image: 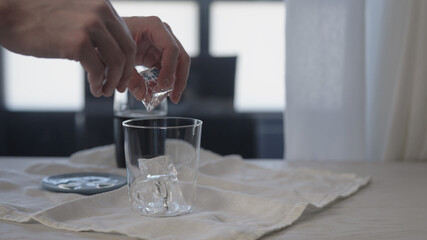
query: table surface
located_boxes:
[1,157,427,240]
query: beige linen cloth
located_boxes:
[0,145,370,240]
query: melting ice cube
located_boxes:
[130,155,189,216]
[139,67,172,112]
[138,155,178,178]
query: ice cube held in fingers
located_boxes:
[139,67,172,112]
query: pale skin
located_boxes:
[0,0,189,103]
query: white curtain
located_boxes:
[285,0,427,161]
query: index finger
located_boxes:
[147,18,180,90]
[102,2,136,92]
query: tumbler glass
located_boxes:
[122,117,202,217]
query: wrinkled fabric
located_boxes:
[0,145,370,240]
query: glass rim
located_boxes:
[122,117,203,129]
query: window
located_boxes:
[2,50,84,111]
[210,1,286,112]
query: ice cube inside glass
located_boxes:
[122,117,202,217]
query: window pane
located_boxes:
[112,0,199,56]
[210,1,286,112]
[2,49,84,111]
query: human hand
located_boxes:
[123,16,190,104]
[0,0,136,97]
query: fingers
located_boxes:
[79,2,136,97]
[79,42,105,97]
[145,18,190,103]
[163,23,191,104]
[102,3,136,93]
[91,27,125,97]
[122,16,191,103]
[145,18,180,92]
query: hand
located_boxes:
[0,0,136,97]
[124,16,190,104]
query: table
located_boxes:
[1,157,427,240]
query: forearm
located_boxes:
[0,0,34,52]
[0,0,13,45]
